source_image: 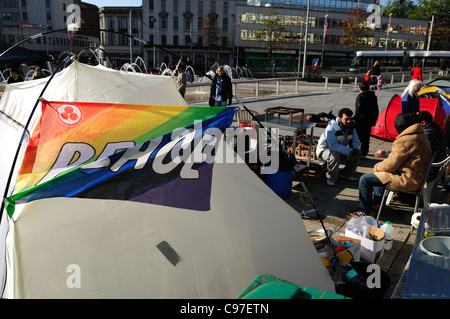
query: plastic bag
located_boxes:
[345,216,377,238]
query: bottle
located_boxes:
[424,223,435,238]
[381,221,393,251]
[342,264,367,289]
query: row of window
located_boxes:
[240,28,425,50]
[2,33,93,48]
[148,0,229,15]
[241,13,429,36]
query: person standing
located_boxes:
[176,65,187,98]
[371,60,381,90]
[354,81,379,159]
[209,66,233,107]
[185,57,194,83]
[439,58,448,77]
[411,62,423,82]
[316,108,361,186]
[401,79,423,113]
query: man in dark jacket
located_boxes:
[354,81,379,158]
[209,66,233,107]
[417,111,447,179]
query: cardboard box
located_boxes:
[344,226,385,263]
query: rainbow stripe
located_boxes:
[6,101,235,217]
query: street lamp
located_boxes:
[302,0,311,78]
[320,14,328,68]
[150,17,157,68]
[385,13,392,51]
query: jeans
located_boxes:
[318,149,359,183]
[359,173,386,212]
[214,100,227,107]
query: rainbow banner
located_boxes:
[6,101,235,217]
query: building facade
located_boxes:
[0,0,99,63]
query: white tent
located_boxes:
[0,61,334,298]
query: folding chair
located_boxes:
[375,154,435,232]
[237,108,260,127]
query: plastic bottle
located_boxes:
[424,222,435,238]
[381,221,394,251]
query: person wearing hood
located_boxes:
[349,113,432,217]
[316,108,361,186]
[354,81,379,159]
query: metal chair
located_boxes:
[422,155,450,206]
[375,154,436,227]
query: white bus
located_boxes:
[349,50,450,74]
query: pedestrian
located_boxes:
[7,67,24,84]
[376,74,385,90]
[439,58,448,77]
[349,113,432,217]
[209,65,233,107]
[185,57,194,83]
[371,60,381,90]
[354,81,379,159]
[401,79,423,113]
[316,107,361,186]
[411,62,423,82]
[176,64,187,98]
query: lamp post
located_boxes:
[320,14,328,68]
[297,23,304,77]
[302,0,311,78]
[385,13,392,51]
[150,17,157,68]
[426,14,434,51]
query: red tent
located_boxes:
[371,95,446,142]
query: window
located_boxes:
[149,0,154,10]
[173,35,178,45]
[161,0,166,11]
[161,16,167,30]
[161,35,167,45]
[223,18,228,32]
[173,16,178,30]
[173,0,178,13]
[186,0,191,12]
[185,16,191,31]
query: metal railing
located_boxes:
[185,69,440,101]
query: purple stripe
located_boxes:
[130,163,214,211]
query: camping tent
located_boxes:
[0,41,48,64]
[371,94,446,142]
[0,61,334,298]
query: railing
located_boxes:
[185,69,440,101]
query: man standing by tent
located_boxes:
[354,81,379,159]
[317,108,361,186]
[209,66,233,107]
[351,113,432,217]
[176,64,187,98]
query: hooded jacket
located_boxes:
[354,90,379,127]
[374,123,432,192]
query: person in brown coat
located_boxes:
[349,113,432,217]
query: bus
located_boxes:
[246,56,297,72]
[349,50,450,74]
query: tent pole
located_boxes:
[0,48,95,225]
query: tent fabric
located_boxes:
[4,140,335,299]
[0,61,335,298]
[371,95,446,141]
[0,61,188,134]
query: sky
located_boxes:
[83,0,142,7]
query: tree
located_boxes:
[197,15,227,68]
[339,7,373,48]
[254,8,288,58]
[381,0,417,18]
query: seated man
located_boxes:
[350,113,432,217]
[316,108,361,186]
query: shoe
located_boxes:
[326,178,335,186]
[340,175,358,181]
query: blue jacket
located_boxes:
[401,93,420,114]
[317,118,360,157]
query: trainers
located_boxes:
[326,178,335,186]
[340,175,358,181]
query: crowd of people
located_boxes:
[317,58,449,217]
